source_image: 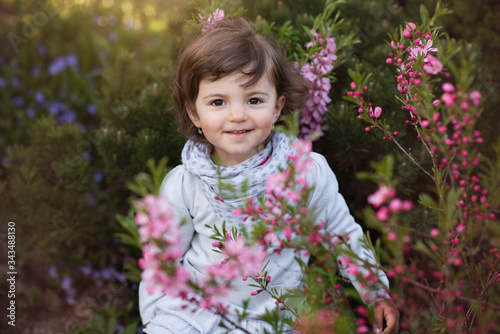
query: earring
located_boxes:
[198,127,203,135]
[271,123,275,131]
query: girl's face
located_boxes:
[188,72,285,167]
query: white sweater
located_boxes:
[139,151,389,328]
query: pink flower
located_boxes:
[367,186,396,208]
[266,172,286,194]
[298,30,337,139]
[388,198,403,212]
[442,93,456,106]
[403,22,416,38]
[376,207,390,221]
[198,8,225,32]
[423,54,442,75]
[410,39,438,57]
[469,91,481,106]
[373,106,382,118]
[430,228,440,237]
[292,139,313,156]
[346,263,359,275]
[442,82,455,93]
[387,232,397,241]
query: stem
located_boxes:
[405,277,500,311]
[374,124,435,180]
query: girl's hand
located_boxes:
[373,299,399,333]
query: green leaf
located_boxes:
[418,193,438,209]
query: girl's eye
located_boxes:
[248,98,262,105]
[210,99,224,107]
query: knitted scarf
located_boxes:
[181,131,294,225]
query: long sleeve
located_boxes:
[307,153,390,305]
[138,166,196,324]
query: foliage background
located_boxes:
[0,0,498,333]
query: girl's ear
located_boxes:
[186,104,201,128]
[273,95,286,123]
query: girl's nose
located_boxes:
[227,103,248,121]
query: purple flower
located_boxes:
[116,325,125,334]
[65,53,79,70]
[100,267,115,280]
[81,152,91,161]
[108,31,118,42]
[26,108,35,119]
[35,91,45,104]
[12,96,25,107]
[79,261,93,276]
[48,54,79,76]
[93,171,103,183]
[48,101,64,115]
[57,110,76,123]
[48,56,67,75]
[48,266,58,279]
[11,77,20,87]
[61,275,73,291]
[0,78,6,87]
[87,103,97,115]
[37,44,47,57]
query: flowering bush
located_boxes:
[344,3,500,333]
[129,2,500,333]
[297,29,338,139]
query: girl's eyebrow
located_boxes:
[201,91,270,100]
[246,90,270,97]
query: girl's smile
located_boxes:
[187,72,285,167]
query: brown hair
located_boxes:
[173,16,309,142]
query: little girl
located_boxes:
[139,16,399,334]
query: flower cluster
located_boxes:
[297,30,337,140]
[198,8,225,33]
[135,194,267,316]
[234,139,315,251]
[344,14,500,332]
[198,234,267,309]
[48,53,79,76]
[135,195,192,297]
[367,185,413,222]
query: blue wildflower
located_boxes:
[48,101,64,115]
[79,261,93,276]
[48,266,58,279]
[87,103,97,115]
[0,78,6,87]
[11,77,20,87]
[1,157,11,167]
[58,110,76,123]
[61,275,73,291]
[108,31,118,42]
[48,56,67,75]
[35,91,45,104]
[12,96,25,107]
[26,108,35,119]
[100,267,115,280]
[116,325,125,334]
[65,53,79,70]
[81,152,91,161]
[37,44,47,57]
[93,171,103,183]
